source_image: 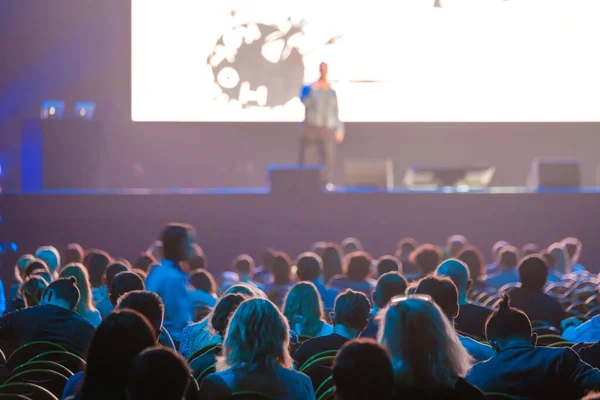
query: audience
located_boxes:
[263,251,293,306]
[509,254,565,329]
[456,245,486,292]
[467,295,600,398]
[19,275,49,307]
[329,251,374,297]
[333,339,396,400]
[361,272,407,339]
[126,347,191,400]
[133,252,158,273]
[188,253,207,271]
[409,244,443,280]
[96,262,129,318]
[379,295,483,399]
[447,234,468,258]
[485,240,510,275]
[395,237,420,277]
[0,277,95,357]
[222,253,263,292]
[341,237,363,255]
[563,237,585,273]
[198,298,315,399]
[436,259,492,339]
[283,282,333,338]
[59,264,103,327]
[484,245,519,289]
[376,255,402,277]
[548,241,570,278]
[84,249,113,305]
[521,243,540,258]
[321,243,344,284]
[109,271,145,306]
[188,269,217,321]
[35,245,61,275]
[146,223,195,344]
[296,252,338,310]
[64,243,85,266]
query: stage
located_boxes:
[2,187,599,278]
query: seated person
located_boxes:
[436,259,492,339]
[296,252,338,311]
[283,282,333,338]
[84,249,113,306]
[508,255,565,329]
[376,255,402,277]
[188,270,217,321]
[484,246,520,289]
[333,339,395,400]
[415,275,493,362]
[467,295,600,399]
[109,271,145,307]
[408,244,443,281]
[220,254,264,293]
[263,252,293,307]
[20,275,49,307]
[329,252,375,297]
[95,261,129,318]
[361,272,407,339]
[0,277,95,357]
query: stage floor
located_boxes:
[2,187,599,278]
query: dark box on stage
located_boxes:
[344,159,394,190]
[403,165,495,188]
[527,158,581,188]
[269,165,322,194]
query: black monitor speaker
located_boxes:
[526,158,580,188]
[344,159,393,190]
[403,165,495,188]
[269,165,322,194]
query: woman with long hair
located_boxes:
[321,243,344,284]
[282,282,332,338]
[59,263,102,327]
[199,298,315,399]
[379,296,484,399]
[19,275,49,307]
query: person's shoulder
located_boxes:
[455,377,485,398]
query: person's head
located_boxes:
[188,254,207,271]
[117,291,165,338]
[541,250,555,270]
[548,242,570,274]
[25,259,51,279]
[35,246,60,273]
[64,243,84,265]
[161,223,196,263]
[189,269,216,295]
[520,243,540,258]
[379,296,472,388]
[485,295,534,352]
[41,277,81,311]
[133,252,157,273]
[410,244,443,276]
[319,62,328,80]
[210,293,247,337]
[322,243,344,283]
[415,275,459,321]
[104,261,130,292]
[30,269,52,285]
[20,275,49,307]
[59,263,96,313]
[435,258,471,299]
[127,347,190,400]
[282,282,326,337]
[233,254,255,278]
[331,290,371,336]
[498,246,518,270]
[218,298,292,371]
[373,272,408,309]
[344,251,372,282]
[333,339,395,400]
[80,310,156,399]
[456,245,484,281]
[310,242,328,258]
[223,283,266,299]
[562,237,582,265]
[396,238,418,262]
[260,248,276,269]
[84,249,112,288]
[271,251,292,286]
[296,252,323,282]
[446,235,468,257]
[491,240,510,261]
[110,271,145,306]
[341,237,363,255]
[15,254,35,282]
[377,255,402,277]
[518,255,548,291]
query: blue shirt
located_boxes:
[146,259,192,341]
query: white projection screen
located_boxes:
[132,0,600,122]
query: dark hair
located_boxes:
[105,262,130,291]
[322,243,344,283]
[189,270,216,294]
[189,254,207,270]
[84,250,112,288]
[485,295,532,342]
[162,223,194,263]
[233,254,254,275]
[518,255,548,291]
[271,252,292,285]
[117,291,164,336]
[447,234,468,257]
[520,243,540,258]
[333,339,395,400]
[396,237,418,259]
[377,256,402,277]
[211,293,246,337]
[44,277,81,310]
[296,252,323,282]
[127,347,190,400]
[456,246,485,281]
[20,276,49,307]
[25,259,50,278]
[79,310,156,400]
[341,237,363,254]
[415,275,459,319]
[64,243,84,265]
[333,290,371,331]
[110,272,145,306]
[374,272,408,309]
[499,246,518,269]
[345,252,372,282]
[132,269,147,281]
[410,244,443,276]
[133,253,157,273]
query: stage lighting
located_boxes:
[74,102,96,120]
[40,100,65,120]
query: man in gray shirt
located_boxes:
[299,62,344,187]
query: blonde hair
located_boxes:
[15,254,35,283]
[59,263,97,314]
[282,282,326,337]
[379,298,472,390]
[217,298,293,372]
[20,275,49,307]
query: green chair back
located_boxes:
[9,361,73,379]
[187,343,220,362]
[315,375,334,400]
[317,386,335,400]
[194,364,216,385]
[0,383,58,400]
[299,350,339,372]
[6,343,65,372]
[29,351,86,374]
[299,356,336,373]
[6,369,67,398]
[547,341,574,348]
[535,334,564,346]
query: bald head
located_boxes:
[435,258,470,294]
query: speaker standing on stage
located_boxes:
[299,62,344,188]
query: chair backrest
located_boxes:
[299,356,336,374]
[190,347,221,378]
[536,334,564,346]
[317,386,335,400]
[298,335,314,343]
[0,383,58,400]
[0,394,31,399]
[0,348,6,366]
[299,350,339,371]
[29,351,86,374]
[485,393,516,399]
[228,391,273,399]
[547,341,574,348]
[315,375,334,400]
[6,369,68,398]
[194,364,216,385]
[187,344,220,362]
[6,343,66,371]
[532,326,560,336]
[9,360,72,380]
